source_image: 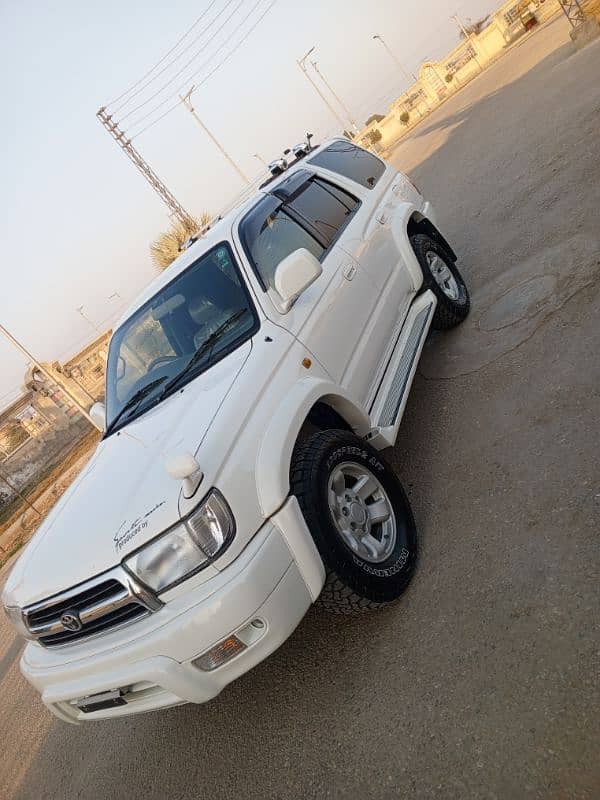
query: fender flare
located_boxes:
[255,377,371,518]
[390,201,430,292]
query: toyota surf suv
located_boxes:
[3,138,470,723]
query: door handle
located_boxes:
[343,264,357,281]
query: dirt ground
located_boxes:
[0,14,599,800]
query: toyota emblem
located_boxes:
[60,610,83,632]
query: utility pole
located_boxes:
[180,87,250,185]
[297,47,348,132]
[96,107,195,226]
[557,0,586,27]
[0,323,100,429]
[310,60,359,132]
[372,35,417,84]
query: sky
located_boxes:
[0,0,495,411]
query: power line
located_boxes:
[129,0,278,139]
[97,0,277,221]
[119,0,251,124]
[96,107,195,224]
[113,0,243,117]
[107,0,221,108]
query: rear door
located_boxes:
[237,174,386,406]
[309,142,418,407]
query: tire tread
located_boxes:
[291,430,416,614]
[410,233,470,330]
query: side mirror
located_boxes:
[274,248,323,312]
[165,452,204,499]
[90,402,106,432]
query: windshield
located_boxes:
[105,243,258,434]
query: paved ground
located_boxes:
[1,14,599,800]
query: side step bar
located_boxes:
[367,291,436,449]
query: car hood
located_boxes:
[3,342,252,609]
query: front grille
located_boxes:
[23,570,161,648]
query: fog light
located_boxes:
[194,635,247,671]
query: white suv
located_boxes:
[2,139,470,723]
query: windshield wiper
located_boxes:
[105,377,167,434]
[161,309,249,396]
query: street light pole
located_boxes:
[76,305,100,334]
[451,14,484,69]
[373,35,417,84]
[309,60,359,132]
[297,47,348,132]
[0,323,99,429]
[180,86,251,185]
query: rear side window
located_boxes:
[309,141,386,189]
[286,179,359,248]
[240,196,325,291]
[240,177,359,292]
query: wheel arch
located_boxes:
[407,212,457,262]
[255,378,371,518]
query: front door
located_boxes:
[236,176,383,407]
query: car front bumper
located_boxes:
[20,498,324,723]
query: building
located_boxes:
[356,0,564,153]
[0,331,110,465]
[52,331,110,406]
[0,394,50,461]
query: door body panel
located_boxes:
[338,181,418,408]
[275,244,380,407]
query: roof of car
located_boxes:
[114,137,346,330]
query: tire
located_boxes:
[290,430,418,614]
[410,233,470,330]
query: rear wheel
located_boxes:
[291,430,418,614]
[410,233,470,330]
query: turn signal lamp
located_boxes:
[194,635,247,671]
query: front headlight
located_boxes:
[3,603,33,640]
[123,490,234,594]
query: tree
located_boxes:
[459,15,490,38]
[150,213,211,272]
[399,110,410,126]
[366,129,383,146]
[365,113,385,128]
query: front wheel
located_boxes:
[410,233,470,330]
[291,430,418,614]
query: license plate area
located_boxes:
[76,689,127,713]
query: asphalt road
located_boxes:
[1,14,599,800]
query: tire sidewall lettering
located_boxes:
[352,546,410,577]
[325,446,385,474]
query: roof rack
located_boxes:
[259,133,317,189]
